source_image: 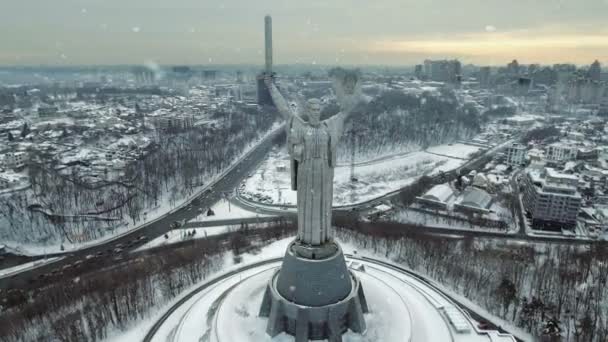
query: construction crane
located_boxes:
[347,128,359,183]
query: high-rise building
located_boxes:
[522,167,582,230]
[423,59,461,83]
[507,59,520,75]
[506,143,527,166]
[589,60,601,81]
[546,143,578,162]
[414,64,424,79]
[479,66,491,87]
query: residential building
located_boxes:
[478,66,491,87]
[506,144,527,166]
[507,60,520,76]
[38,105,59,117]
[414,64,424,80]
[522,167,582,229]
[546,143,577,162]
[588,60,601,82]
[3,152,27,169]
[423,59,461,83]
[153,115,194,131]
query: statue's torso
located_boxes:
[301,126,330,161]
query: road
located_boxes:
[0,127,285,290]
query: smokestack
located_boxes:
[265,15,273,74]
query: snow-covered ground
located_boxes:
[135,226,232,251]
[240,143,481,207]
[191,198,271,222]
[426,143,484,160]
[135,199,275,251]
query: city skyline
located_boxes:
[1,0,607,66]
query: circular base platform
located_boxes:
[148,256,514,342]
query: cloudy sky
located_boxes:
[1,0,607,66]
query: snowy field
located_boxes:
[426,143,484,160]
[135,199,274,251]
[240,144,481,207]
[135,226,232,251]
[191,198,271,222]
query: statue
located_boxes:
[265,68,365,246]
[260,67,370,342]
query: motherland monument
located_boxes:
[258,16,369,342]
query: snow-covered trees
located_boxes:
[0,222,295,342]
[334,89,481,162]
[0,107,278,246]
[333,220,608,342]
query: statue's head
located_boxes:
[307,98,322,125]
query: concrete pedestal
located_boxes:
[259,240,368,341]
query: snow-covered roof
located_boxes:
[458,187,492,209]
[422,184,454,203]
[472,173,488,187]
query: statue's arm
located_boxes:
[266,79,303,123]
[325,98,362,137]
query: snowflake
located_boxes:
[485,25,497,32]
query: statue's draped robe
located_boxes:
[287,114,345,246]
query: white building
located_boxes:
[416,183,454,210]
[522,167,582,229]
[545,143,577,162]
[505,144,526,166]
[454,187,493,214]
[154,115,194,131]
[2,152,27,169]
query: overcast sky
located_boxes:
[1,0,607,67]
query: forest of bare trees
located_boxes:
[333,219,608,342]
[328,88,482,162]
[0,107,278,246]
[0,222,295,342]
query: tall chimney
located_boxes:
[265,15,273,74]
